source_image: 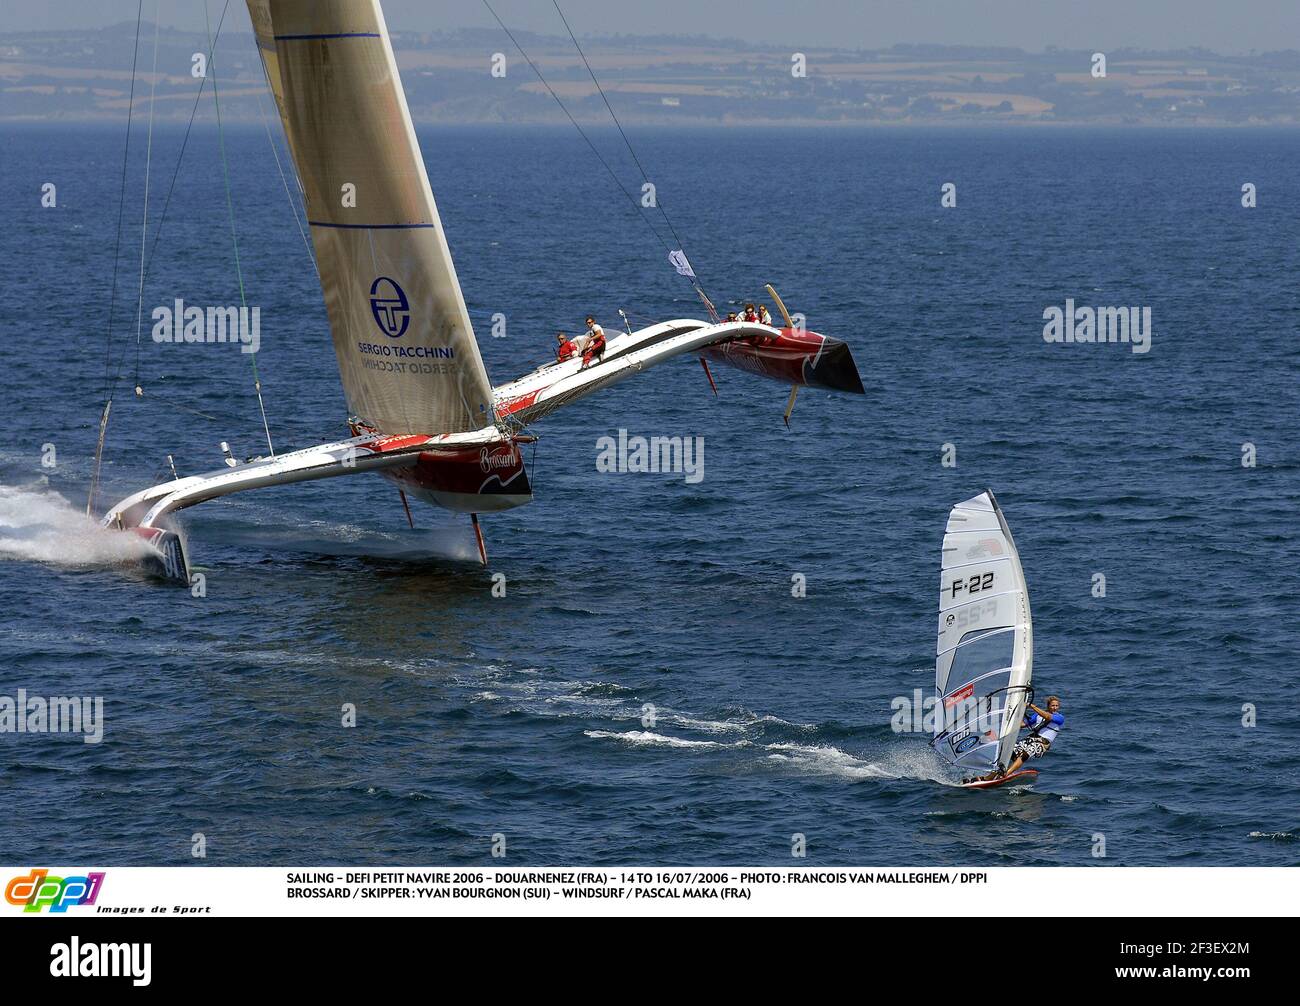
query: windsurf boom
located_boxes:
[97,0,864,583]
[932,491,1034,778]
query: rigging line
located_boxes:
[256,89,317,276]
[119,368,336,446]
[87,0,145,517]
[98,0,144,404]
[136,392,223,423]
[479,0,676,257]
[204,0,276,458]
[131,6,162,372]
[128,0,231,388]
[139,389,322,442]
[550,0,705,292]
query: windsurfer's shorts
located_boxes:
[1012,736,1050,762]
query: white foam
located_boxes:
[0,483,149,566]
[764,743,893,780]
[666,714,748,734]
[584,729,730,750]
[765,741,962,785]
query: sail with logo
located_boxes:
[247,0,495,435]
[933,491,1034,776]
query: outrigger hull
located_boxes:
[130,526,190,585]
[494,319,863,426]
[102,428,524,584]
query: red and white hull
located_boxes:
[381,440,531,514]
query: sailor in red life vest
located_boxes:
[742,303,759,323]
[581,315,606,367]
[555,331,577,362]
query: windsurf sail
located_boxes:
[933,491,1034,775]
[247,0,495,436]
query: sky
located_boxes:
[2,0,1299,54]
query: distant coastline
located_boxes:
[3,23,1299,126]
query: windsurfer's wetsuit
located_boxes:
[1011,709,1064,763]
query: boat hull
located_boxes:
[381,441,532,514]
[702,328,865,394]
[131,526,190,585]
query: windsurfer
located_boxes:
[983,695,1064,779]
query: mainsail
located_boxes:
[247,0,495,435]
[933,491,1034,775]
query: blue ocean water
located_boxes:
[1,123,1298,866]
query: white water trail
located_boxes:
[765,741,961,785]
[583,727,959,785]
[0,483,149,566]
[584,730,733,750]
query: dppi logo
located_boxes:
[369,276,410,338]
[5,869,104,913]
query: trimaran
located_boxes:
[93,0,865,583]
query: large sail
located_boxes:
[247,0,495,435]
[933,491,1034,775]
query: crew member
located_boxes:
[581,315,606,367]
